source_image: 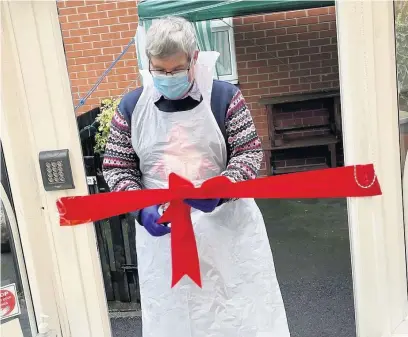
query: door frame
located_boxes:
[336,1,408,336]
[1,1,111,336]
[1,1,408,337]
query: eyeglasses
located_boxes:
[149,60,193,77]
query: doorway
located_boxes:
[57,2,354,336]
[2,1,406,337]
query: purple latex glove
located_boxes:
[139,205,170,237]
[183,198,220,213]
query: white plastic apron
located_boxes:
[131,51,290,337]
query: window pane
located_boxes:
[212,30,232,76]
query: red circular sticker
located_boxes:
[0,289,16,317]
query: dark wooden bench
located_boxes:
[260,90,341,175]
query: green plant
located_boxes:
[94,97,120,154]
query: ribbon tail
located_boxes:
[169,200,202,288]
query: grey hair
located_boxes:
[145,16,197,60]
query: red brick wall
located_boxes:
[57,0,140,115]
[273,101,331,142]
[233,6,339,174]
[271,100,339,172]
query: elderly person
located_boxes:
[103,16,290,337]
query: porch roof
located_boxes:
[138,0,335,22]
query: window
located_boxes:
[211,18,238,84]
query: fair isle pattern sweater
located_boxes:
[102,80,263,194]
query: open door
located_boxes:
[2,1,408,337]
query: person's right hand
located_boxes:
[139,205,170,237]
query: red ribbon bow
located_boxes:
[57,164,381,288]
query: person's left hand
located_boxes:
[183,198,220,213]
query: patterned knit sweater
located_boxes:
[102,80,263,195]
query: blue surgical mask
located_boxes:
[152,72,192,100]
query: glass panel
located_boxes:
[212,30,233,76]
[1,145,36,336]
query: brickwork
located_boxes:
[57,0,140,115]
[273,101,331,142]
[271,99,340,172]
[234,6,339,174]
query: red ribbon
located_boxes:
[57,164,381,288]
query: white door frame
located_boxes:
[336,1,408,336]
[1,1,408,337]
[1,1,110,336]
